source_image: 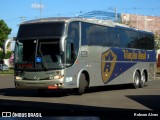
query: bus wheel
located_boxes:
[77,73,87,95]
[133,71,140,89]
[139,72,146,88]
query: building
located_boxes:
[121,14,160,37]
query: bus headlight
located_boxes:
[15,76,23,80]
[54,75,64,79]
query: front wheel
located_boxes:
[76,73,88,95]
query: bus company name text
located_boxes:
[123,50,146,61]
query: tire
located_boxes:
[133,71,140,89]
[139,72,146,88]
[76,73,87,95]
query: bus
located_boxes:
[14,17,156,94]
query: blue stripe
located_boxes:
[102,48,156,84]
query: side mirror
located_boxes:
[13,37,16,40]
[60,36,67,52]
[3,39,12,57]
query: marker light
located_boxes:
[48,86,58,89]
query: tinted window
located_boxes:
[88,25,108,46]
[81,22,117,47]
[116,27,154,50]
[146,34,154,49]
[108,27,119,47]
[127,31,138,48]
[81,22,154,50]
[128,32,154,50]
[17,22,65,38]
[116,28,130,48]
[81,22,89,46]
[68,22,80,58]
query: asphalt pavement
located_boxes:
[0,74,160,119]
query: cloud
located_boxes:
[31,3,44,9]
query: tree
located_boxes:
[0,19,12,48]
[154,31,160,50]
[154,31,160,40]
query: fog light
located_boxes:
[54,75,64,79]
[15,76,23,80]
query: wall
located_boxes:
[121,14,160,37]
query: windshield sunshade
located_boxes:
[17,22,65,38]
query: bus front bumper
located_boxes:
[14,79,65,89]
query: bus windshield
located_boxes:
[15,22,66,70]
[15,38,64,70]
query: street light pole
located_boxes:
[109,7,117,22]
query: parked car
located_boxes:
[0,64,9,71]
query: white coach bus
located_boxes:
[14,17,156,94]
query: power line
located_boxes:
[20,16,26,23]
[118,7,160,10]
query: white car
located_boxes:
[0,64,9,71]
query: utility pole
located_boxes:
[109,7,117,22]
[115,7,117,22]
[20,16,26,23]
[17,16,26,26]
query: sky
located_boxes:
[0,0,160,37]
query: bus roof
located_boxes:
[21,17,153,34]
[21,17,115,27]
[22,17,71,24]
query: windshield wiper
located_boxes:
[39,50,48,71]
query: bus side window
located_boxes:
[68,22,79,59]
[109,27,119,47]
[66,42,71,64]
[117,29,130,48]
[66,42,75,65]
[81,22,89,46]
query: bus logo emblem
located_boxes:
[101,49,117,84]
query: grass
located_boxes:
[0,69,14,74]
